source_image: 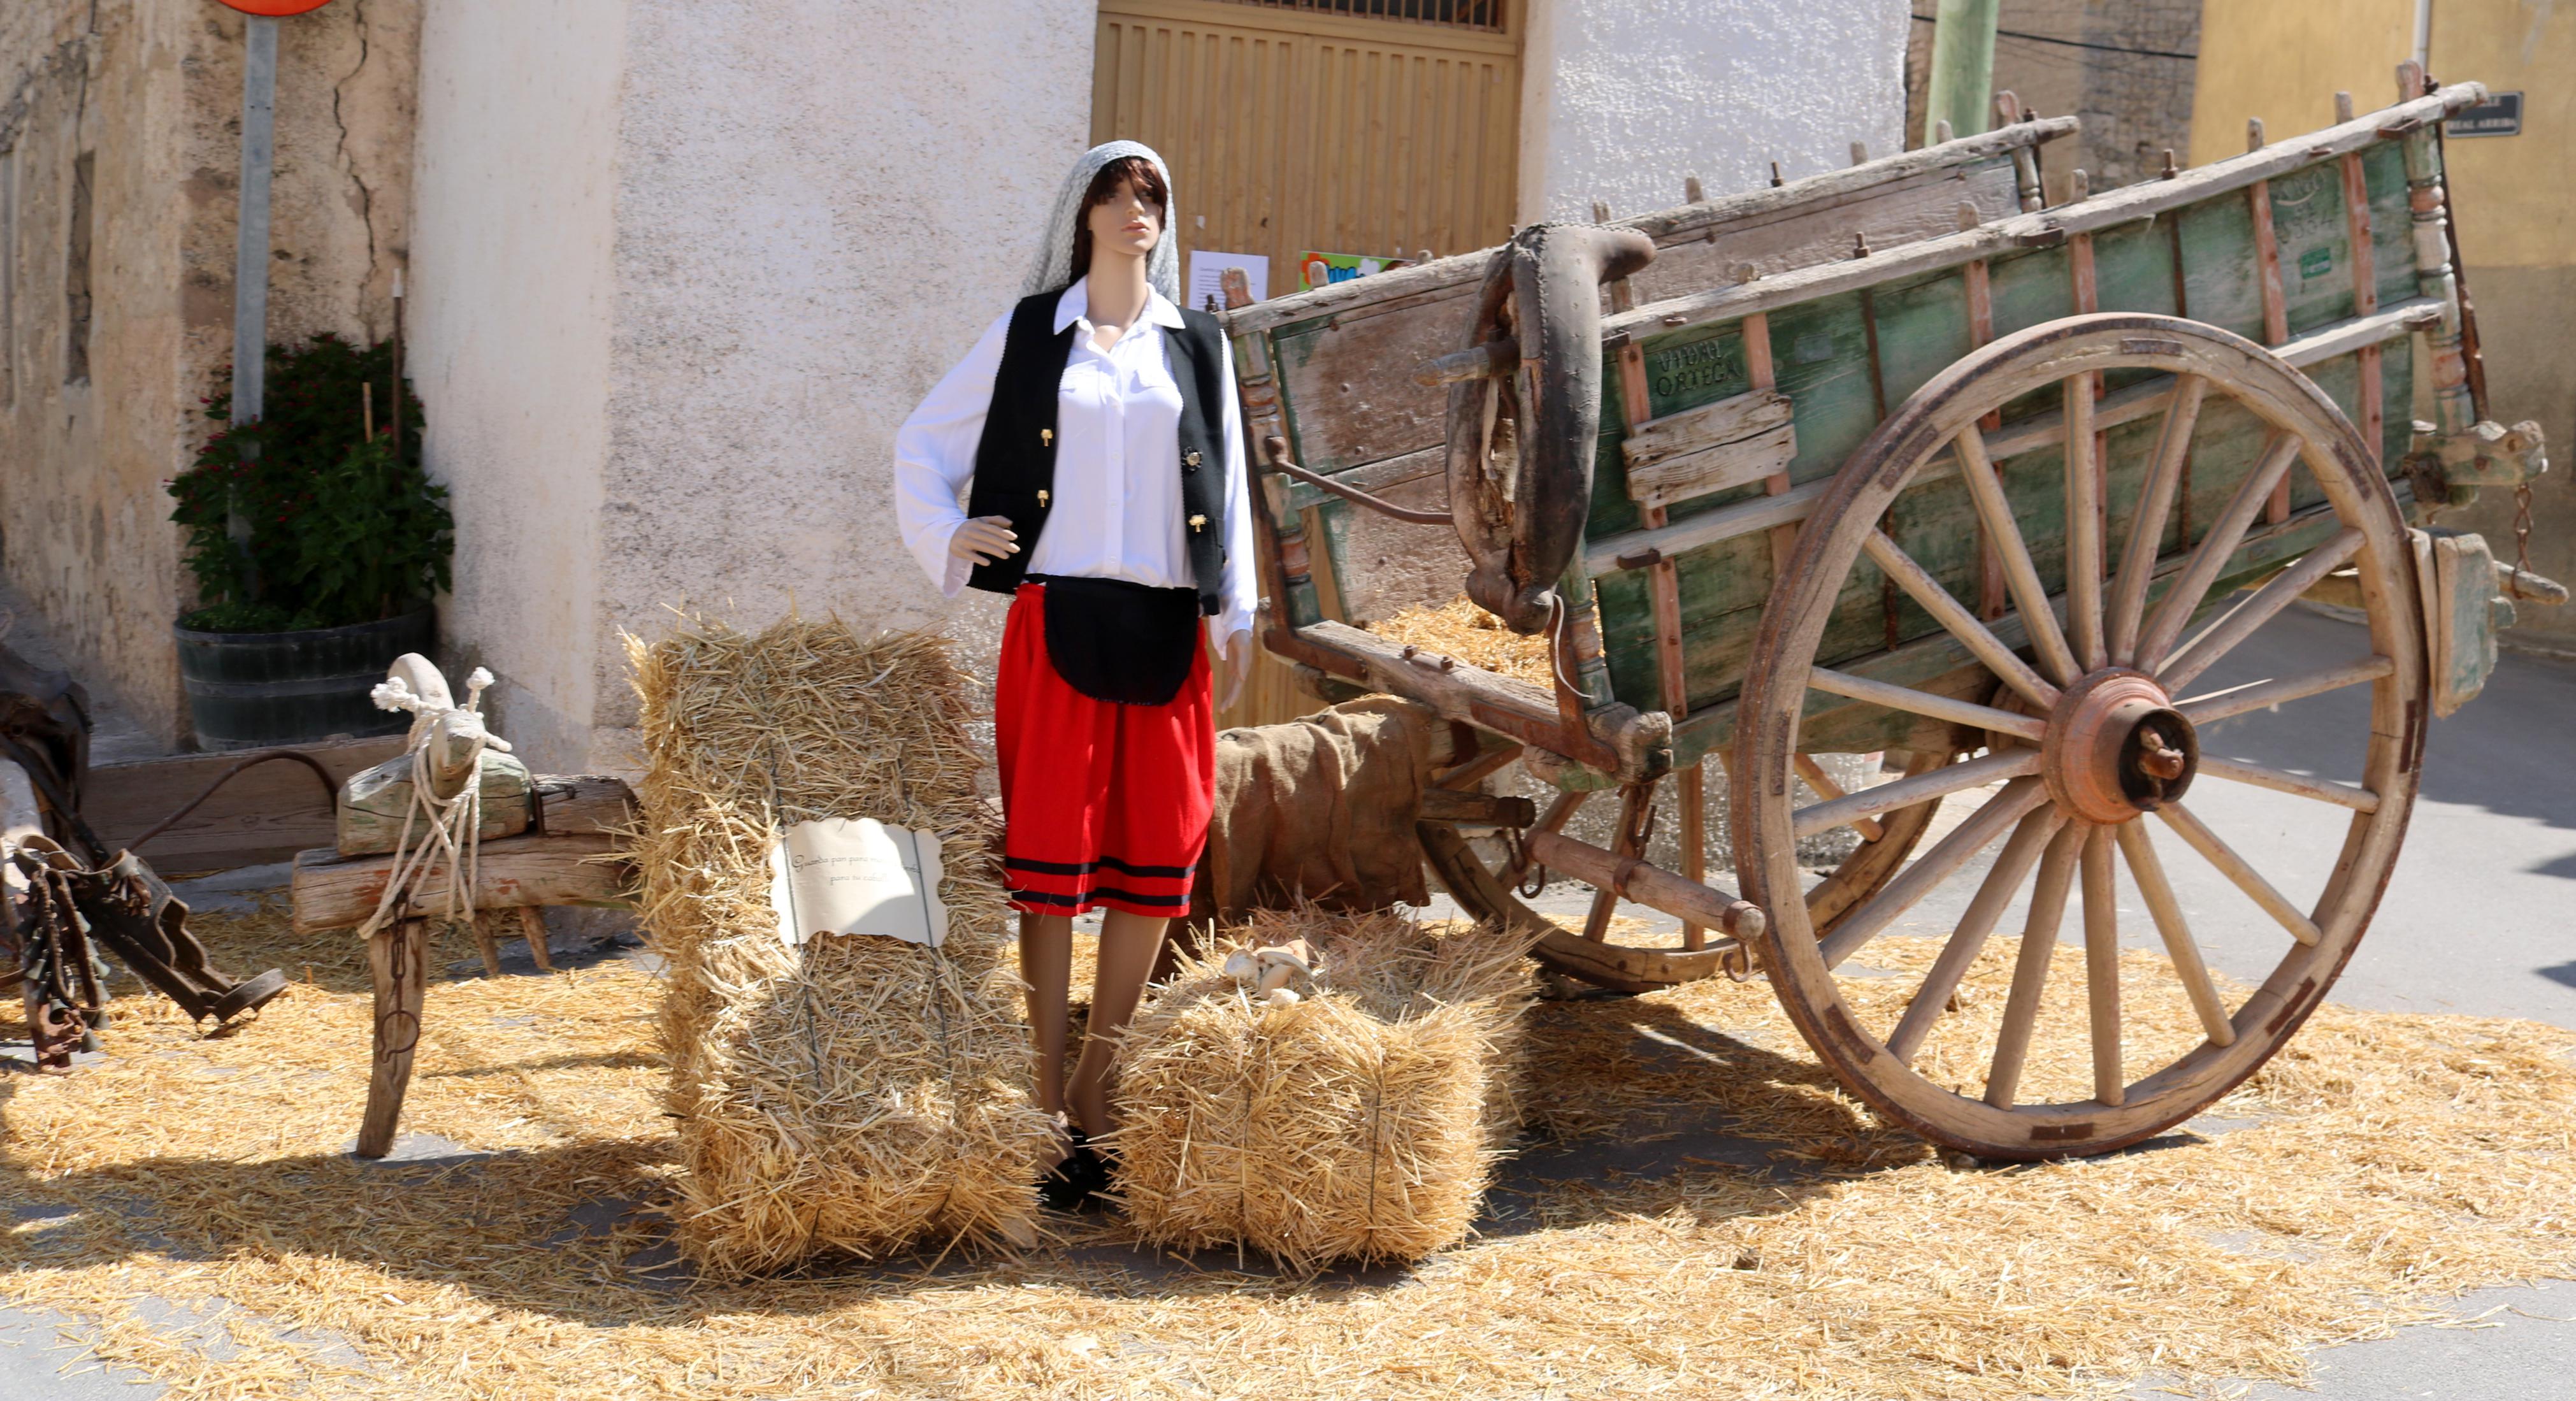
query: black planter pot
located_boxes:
[173,605,436,751]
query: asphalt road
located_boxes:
[4,603,2570,1399]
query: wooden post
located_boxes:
[1959,199,2007,619]
[517,906,556,973]
[2068,227,2110,549]
[357,917,429,1158]
[2399,82,2475,442]
[1739,304,1797,579]
[2245,119,2294,523]
[1922,0,2001,147]
[466,916,503,978]
[1612,338,1706,947]
[2340,145,2384,468]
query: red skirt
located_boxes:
[995,582,1216,917]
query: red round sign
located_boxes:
[217,1,338,15]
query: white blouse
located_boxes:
[892,278,1260,645]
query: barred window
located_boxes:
[1211,1,1506,34]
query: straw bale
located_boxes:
[1107,907,1531,1272]
[1365,595,1553,684]
[626,615,1049,1274]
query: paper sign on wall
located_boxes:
[1186,251,1269,312]
[768,817,947,949]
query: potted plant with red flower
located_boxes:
[165,334,450,749]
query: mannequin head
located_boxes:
[1069,156,1168,284]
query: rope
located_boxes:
[357,668,509,940]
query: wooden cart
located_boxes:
[1221,75,2555,1159]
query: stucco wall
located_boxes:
[0,0,416,747]
[593,0,1095,762]
[406,0,627,773]
[414,0,1097,772]
[1516,0,1910,220]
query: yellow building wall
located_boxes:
[2192,0,2576,649]
[2189,2,2417,168]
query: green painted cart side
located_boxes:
[1218,78,2556,1161]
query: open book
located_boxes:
[766,817,947,949]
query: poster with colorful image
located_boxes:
[1298,250,1414,292]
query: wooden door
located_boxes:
[1091,0,1522,299]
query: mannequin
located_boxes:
[893,142,1256,1205]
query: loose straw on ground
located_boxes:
[6,885,2576,1397]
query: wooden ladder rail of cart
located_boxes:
[1224,73,2560,1161]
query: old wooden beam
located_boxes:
[290,831,632,933]
[1223,120,2080,337]
[1523,828,1764,940]
[1600,85,2487,343]
[83,735,405,870]
[1417,787,1537,827]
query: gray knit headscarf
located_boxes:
[1021,140,1181,303]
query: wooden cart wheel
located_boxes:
[1418,750,1948,993]
[1734,313,2425,1159]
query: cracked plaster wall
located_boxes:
[587,0,1097,760]
[412,0,1096,772]
[0,0,417,748]
[1517,0,1909,222]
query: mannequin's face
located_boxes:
[1084,176,1163,267]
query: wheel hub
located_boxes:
[2041,669,2199,824]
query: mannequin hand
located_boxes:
[1216,626,1255,712]
[948,515,1019,564]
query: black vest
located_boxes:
[963,291,1231,616]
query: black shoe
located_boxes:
[1039,1133,1111,1212]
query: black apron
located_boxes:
[1029,575,1202,707]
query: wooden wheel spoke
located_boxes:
[2108,374,2210,665]
[1888,805,2068,1066]
[2157,802,2322,945]
[2135,433,2304,671]
[1860,529,2061,710]
[2159,528,2367,691]
[2198,755,2380,812]
[2178,654,2394,725]
[2065,375,2107,670]
[1808,666,2048,742]
[1984,823,2084,1109]
[1794,754,1885,843]
[1818,778,2051,970]
[1794,748,2041,840]
[2113,821,2239,1047]
[1955,424,2082,686]
[2080,826,2124,1107]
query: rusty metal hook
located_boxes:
[1261,435,1452,528]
